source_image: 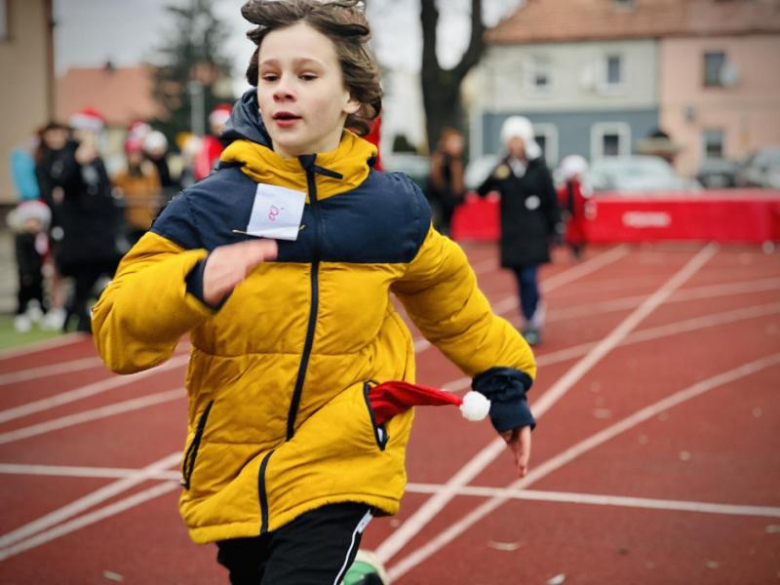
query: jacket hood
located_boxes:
[220,89,272,148]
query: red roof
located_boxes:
[56,64,164,126]
[487,0,780,44]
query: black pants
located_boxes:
[512,264,540,322]
[216,503,372,585]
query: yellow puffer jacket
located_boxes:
[93,124,535,544]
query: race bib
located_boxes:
[238,183,306,241]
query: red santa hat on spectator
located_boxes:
[68,107,107,133]
[368,381,490,426]
[208,104,233,129]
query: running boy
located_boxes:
[92,1,537,583]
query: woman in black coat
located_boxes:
[477,116,561,345]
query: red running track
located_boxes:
[0,242,778,584]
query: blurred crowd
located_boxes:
[7,104,233,335]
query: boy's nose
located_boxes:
[273,81,294,102]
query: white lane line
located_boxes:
[442,300,780,393]
[8,463,777,520]
[418,245,630,353]
[0,452,181,549]
[375,246,642,563]
[375,243,717,565]
[388,352,780,581]
[547,277,780,325]
[0,357,104,387]
[0,354,189,424]
[0,344,192,387]
[404,484,780,519]
[0,334,86,360]
[0,388,185,445]
[0,481,179,561]
[0,463,180,481]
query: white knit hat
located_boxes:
[559,155,589,180]
[500,116,542,160]
[68,107,106,133]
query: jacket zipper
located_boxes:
[257,450,275,533]
[286,165,321,440]
[181,400,214,489]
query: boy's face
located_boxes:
[256,22,359,158]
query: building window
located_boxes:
[704,51,726,87]
[530,56,551,92]
[533,123,559,165]
[0,0,7,40]
[606,55,623,86]
[591,122,632,159]
[703,129,725,159]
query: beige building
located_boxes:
[0,0,54,204]
[659,1,780,176]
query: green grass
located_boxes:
[0,314,63,351]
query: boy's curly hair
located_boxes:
[242,0,382,136]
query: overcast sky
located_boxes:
[54,0,522,93]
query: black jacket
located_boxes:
[36,141,124,273]
[477,157,561,267]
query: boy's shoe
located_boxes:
[14,314,32,333]
[25,300,44,324]
[343,550,389,585]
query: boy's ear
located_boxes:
[344,95,360,116]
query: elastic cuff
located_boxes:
[472,366,536,432]
[185,257,228,311]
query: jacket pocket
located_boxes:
[181,400,214,489]
[362,382,389,451]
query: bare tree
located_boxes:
[420,0,485,152]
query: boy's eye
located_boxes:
[300,74,317,81]
[261,74,279,82]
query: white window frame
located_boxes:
[591,122,632,159]
[533,123,559,165]
[701,128,725,160]
[598,53,627,94]
[526,55,553,94]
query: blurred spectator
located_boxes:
[113,138,162,246]
[35,108,124,333]
[10,135,41,202]
[7,201,51,332]
[194,103,232,181]
[476,116,562,346]
[144,130,179,204]
[428,127,466,237]
[34,121,71,331]
[557,155,591,260]
[364,116,383,170]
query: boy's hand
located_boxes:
[203,239,278,305]
[501,425,532,477]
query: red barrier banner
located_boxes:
[452,190,780,244]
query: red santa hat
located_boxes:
[208,104,232,128]
[368,381,490,426]
[68,107,107,132]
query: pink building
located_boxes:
[659,0,780,176]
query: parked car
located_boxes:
[381,153,431,191]
[587,155,700,193]
[736,147,780,189]
[696,158,739,188]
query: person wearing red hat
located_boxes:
[92,2,536,583]
[194,104,233,181]
[113,137,161,245]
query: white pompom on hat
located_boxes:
[368,381,490,425]
[560,154,589,180]
[144,130,169,154]
[500,115,542,160]
[208,104,232,128]
[68,107,107,133]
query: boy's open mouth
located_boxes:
[273,112,301,121]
